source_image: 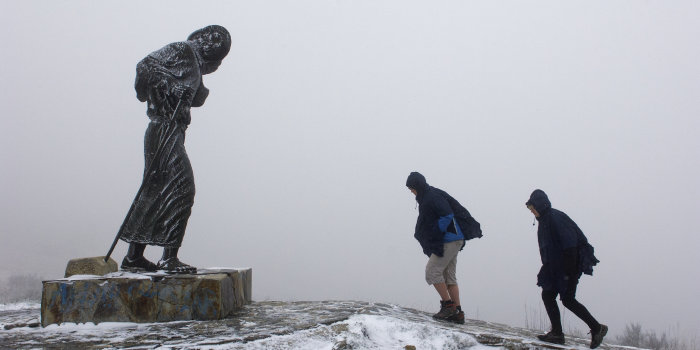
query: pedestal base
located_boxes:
[41,268,251,327]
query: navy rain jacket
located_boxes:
[527,189,599,293]
[407,172,481,257]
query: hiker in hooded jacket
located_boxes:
[526,189,607,349]
[406,172,482,324]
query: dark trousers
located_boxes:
[541,279,600,334]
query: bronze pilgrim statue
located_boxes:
[114,25,231,274]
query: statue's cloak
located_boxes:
[120,42,208,247]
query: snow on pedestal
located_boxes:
[40,268,251,327]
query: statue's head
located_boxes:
[188,25,231,74]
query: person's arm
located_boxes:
[432,194,454,233]
[553,214,580,280]
[552,213,578,249]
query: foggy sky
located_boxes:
[1,0,699,338]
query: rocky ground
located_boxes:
[1,301,637,350]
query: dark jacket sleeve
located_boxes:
[416,191,454,257]
[539,211,583,292]
[431,192,452,216]
[552,214,578,250]
[556,213,585,279]
[431,193,454,230]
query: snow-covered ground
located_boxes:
[0,302,40,312]
[1,301,630,349]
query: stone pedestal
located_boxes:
[41,268,251,327]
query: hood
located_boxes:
[526,189,551,216]
[406,172,429,202]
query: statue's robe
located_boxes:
[120,41,208,247]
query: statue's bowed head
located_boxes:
[187,25,231,74]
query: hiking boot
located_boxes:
[590,324,608,349]
[446,310,465,324]
[121,256,158,272]
[537,331,565,345]
[432,300,458,320]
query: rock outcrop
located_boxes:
[64,256,118,278]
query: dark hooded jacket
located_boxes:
[407,172,481,257]
[527,189,599,293]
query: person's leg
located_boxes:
[537,289,566,344]
[447,284,460,307]
[430,280,455,320]
[560,281,607,348]
[541,289,563,334]
[433,283,451,301]
[426,245,457,296]
[426,242,461,320]
[443,240,462,308]
[445,283,465,324]
[560,282,601,332]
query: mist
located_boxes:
[1,0,698,338]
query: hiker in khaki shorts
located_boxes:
[406,172,482,324]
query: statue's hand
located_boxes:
[172,84,195,104]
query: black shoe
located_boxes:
[157,257,197,274]
[432,300,458,320]
[537,331,565,345]
[121,256,158,272]
[446,310,465,324]
[590,324,608,349]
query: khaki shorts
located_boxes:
[425,240,463,285]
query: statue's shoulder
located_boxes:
[138,41,195,69]
[135,41,198,98]
[155,41,196,61]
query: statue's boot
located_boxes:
[121,243,158,272]
[158,247,197,274]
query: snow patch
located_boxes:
[342,314,485,350]
[0,302,40,312]
[240,320,257,327]
[212,314,489,350]
[58,272,153,281]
